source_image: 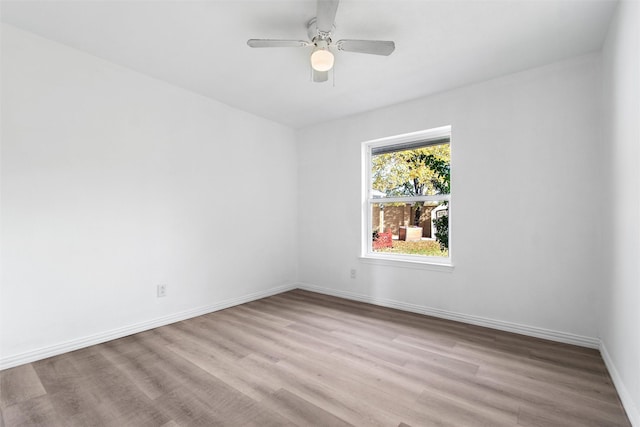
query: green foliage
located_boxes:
[421,154,450,195]
[433,214,449,250]
[423,153,450,250]
[371,144,450,197]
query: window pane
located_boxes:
[371,201,449,257]
[371,142,450,197]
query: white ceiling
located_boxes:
[1,0,617,129]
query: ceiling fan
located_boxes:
[247,0,395,83]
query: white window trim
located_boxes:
[361,126,453,268]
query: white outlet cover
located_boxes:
[157,284,167,297]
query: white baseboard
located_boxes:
[301,283,639,425]
[0,283,297,371]
[6,282,634,425]
[600,340,640,426]
[296,282,600,349]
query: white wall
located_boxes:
[0,24,298,367]
[1,13,638,421]
[297,53,603,343]
[601,1,640,424]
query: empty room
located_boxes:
[1,0,638,426]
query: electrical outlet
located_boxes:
[350,269,357,279]
[157,284,167,298]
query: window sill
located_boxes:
[359,254,454,272]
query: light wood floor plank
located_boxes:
[0,364,46,409]
[0,289,631,426]
[261,388,351,427]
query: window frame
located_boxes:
[361,126,453,268]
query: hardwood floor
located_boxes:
[0,290,631,426]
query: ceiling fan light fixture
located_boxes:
[247,0,396,82]
[310,47,334,72]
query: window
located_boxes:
[362,126,451,265]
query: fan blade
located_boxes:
[247,39,311,48]
[316,0,339,33]
[312,69,329,82]
[336,39,395,56]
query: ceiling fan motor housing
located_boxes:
[307,17,334,43]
